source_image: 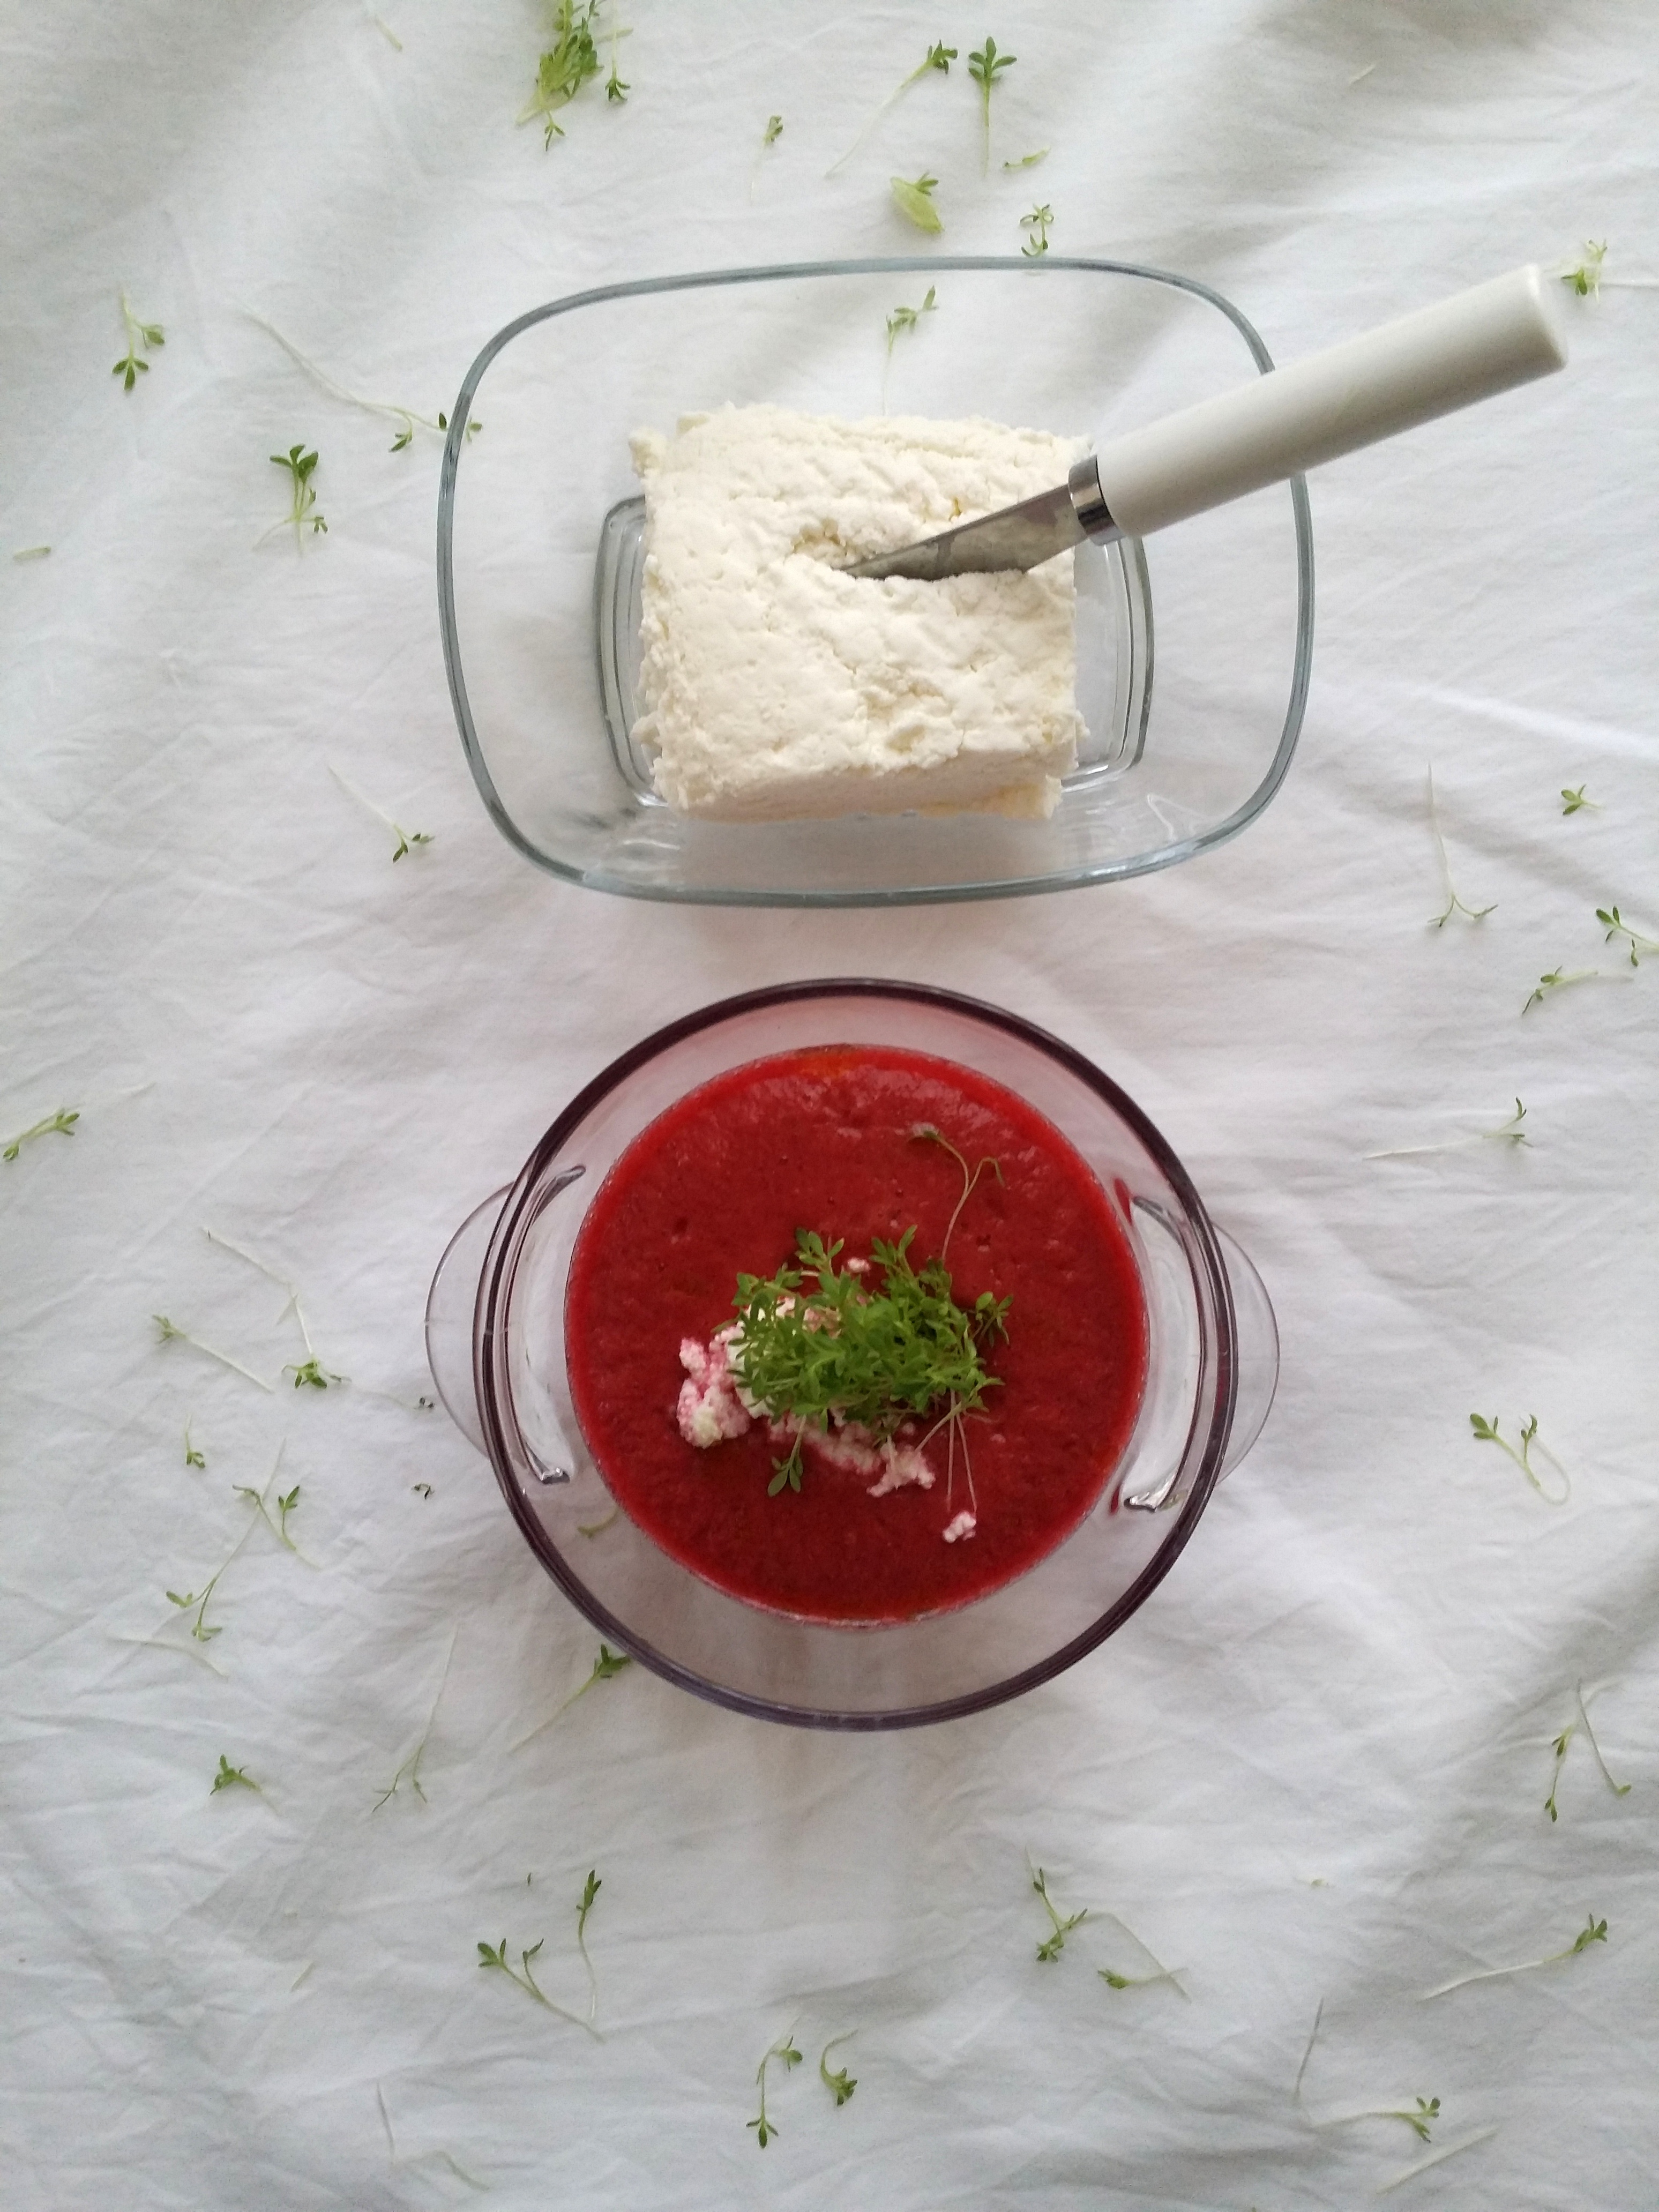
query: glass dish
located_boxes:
[437,256,1314,907]
[424,982,1279,1729]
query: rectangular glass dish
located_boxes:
[437,257,1313,907]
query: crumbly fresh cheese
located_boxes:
[676,1328,936,1500]
[630,405,1087,823]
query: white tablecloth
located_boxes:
[4,4,1656,2204]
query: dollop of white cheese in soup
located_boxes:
[630,405,1086,823]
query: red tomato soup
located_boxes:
[564,1046,1148,1624]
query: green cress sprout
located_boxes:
[968,36,1016,172]
[233,1462,307,1557]
[1419,1913,1607,2000]
[1376,2128,1501,2197]
[748,2028,803,2148]
[1560,784,1600,814]
[1020,204,1054,257]
[1003,149,1048,170]
[211,1754,260,1795]
[1561,242,1606,297]
[1425,766,1494,926]
[165,1491,268,1645]
[520,1,610,146]
[603,9,628,101]
[1029,1862,1088,1961]
[113,290,164,391]
[510,1642,633,1752]
[819,2032,857,2106]
[750,115,783,201]
[1295,2002,1439,2139]
[12,546,51,561]
[729,1216,1009,1501]
[375,1630,457,1807]
[1597,904,1659,967]
[154,1314,275,1393]
[476,1937,601,2036]
[3,1108,78,1161]
[412,1482,432,1499]
[575,1870,602,2020]
[246,315,481,451]
[203,1226,348,1387]
[184,1421,205,1469]
[1544,1724,1573,1822]
[886,287,938,353]
[328,762,433,862]
[1522,966,1596,1012]
[890,172,943,233]
[1468,1413,1569,1504]
[265,445,327,544]
[1365,1099,1529,1160]
[826,40,956,176]
[1548,1683,1633,1819]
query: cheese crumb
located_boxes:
[941,1511,977,1543]
[630,405,1086,822]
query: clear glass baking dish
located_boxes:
[424,982,1280,1729]
[437,257,1314,906]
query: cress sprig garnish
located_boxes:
[248,315,481,452]
[1020,203,1053,257]
[113,290,165,391]
[1469,1413,1569,1504]
[510,1642,633,1752]
[731,1225,1008,1500]
[1560,784,1600,815]
[747,2027,802,2148]
[819,2032,857,2106]
[575,1870,602,2021]
[827,40,956,176]
[890,172,943,233]
[1419,1913,1608,1999]
[155,1314,275,1393]
[968,36,1016,174]
[264,445,327,544]
[1029,1862,1088,1961]
[204,1227,348,1388]
[476,1935,601,2037]
[1597,904,1659,967]
[884,287,937,408]
[1366,1098,1529,1159]
[211,1754,260,1796]
[375,1629,457,1807]
[3,1108,78,1162]
[1546,1683,1632,1819]
[1425,766,1493,926]
[520,0,603,146]
[1295,2000,1439,2141]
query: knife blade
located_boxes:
[844,264,1566,583]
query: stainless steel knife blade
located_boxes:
[844,458,1117,581]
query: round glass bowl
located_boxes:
[426,982,1279,1730]
[437,256,1314,907]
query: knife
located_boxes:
[845,265,1567,581]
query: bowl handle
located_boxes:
[424,1187,511,1454]
[1216,1225,1279,1476]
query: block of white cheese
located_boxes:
[629,405,1086,823]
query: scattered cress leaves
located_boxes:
[375,1630,457,1807]
[819,2032,857,2106]
[1425,766,1493,926]
[1597,904,1659,967]
[3,1108,78,1162]
[511,1642,633,1751]
[1468,1413,1568,1504]
[1020,203,1053,257]
[154,1314,275,1394]
[1547,1682,1634,1819]
[328,761,434,863]
[521,1,610,146]
[211,1755,260,1795]
[203,1227,347,1385]
[184,1421,206,1469]
[1365,1098,1529,1160]
[763,113,783,147]
[748,2028,802,2148]
[890,172,943,233]
[264,445,327,544]
[968,36,1016,173]
[1295,2000,1440,2140]
[1560,784,1600,814]
[113,290,165,391]
[884,289,938,406]
[476,1935,600,2035]
[246,316,481,451]
[1420,1914,1607,1999]
[575,1869,602,2021]
[1544,1725,1573,1822]
[1561,241,1606,297]
[1029,1861,1088,1961]
[1003,148,1048,169]
[412,1481,433,1499]
[827,39,956,175]
[1522,966,1610,1013]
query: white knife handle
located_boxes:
[1089,265,1567,539]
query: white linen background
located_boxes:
[3,2,1656,2204]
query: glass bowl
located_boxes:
[425,982,1279,1729]
[437,256,1314,907]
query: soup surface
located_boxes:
[564,1045,1148,1623]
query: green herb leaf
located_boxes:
[266,444,327,542]
[1425,766,1493,926]
[748,2028,802,2147]
[1468,1411,1568,1504]
[1561,241,1606,297]
[521,0,605,146]
[183,1421,206,1469]
[967,35,1015,172]
[576,1869,602,2019]
[1597,903,1659,967]
[890,171,943,232]
[113,290,164,393]
[2,1108,78,1162]
[763,113,783,146]
[211,1754,260,1795]
[1003,148,1049,169]
[1560,783,1600,815]
[885,286,938,360]
[1421,1913,1608,1999]
[1030,1862,1088,1962]
[1019,203,1053,256]
[826,42,956,175]
[819,2031,857,2106]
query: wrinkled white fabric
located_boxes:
[2,4,1656,2208]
